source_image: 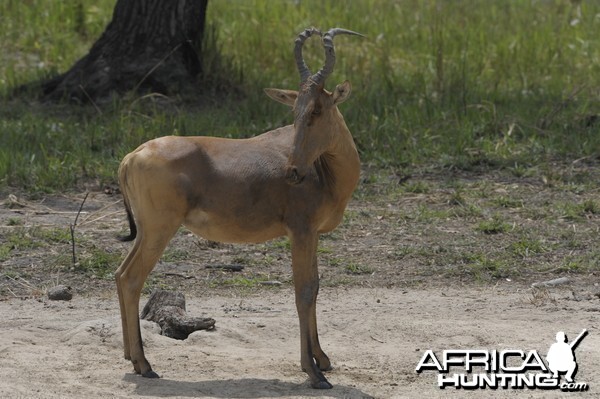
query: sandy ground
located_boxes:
[1,285,598,399]
[1,166,599,399]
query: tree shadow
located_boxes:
[123,374,374,399]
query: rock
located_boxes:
[259,280,283,286]
[531,277,571,288]
[47,285,73,301]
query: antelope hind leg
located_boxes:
[115,238,143,361]
[116,223,180,378]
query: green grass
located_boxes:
[559,199,600,221]
[463,252,512,280]
[220,275,271,288]
[476,215,512,234]
[509,237,548,258]
[0,225,122,279]
[1,0,599,192]
[161,247,192,263]
[0,0,115,90]
[491,196,524,209]
[76,246,122,279]
[1,228,43,255]
[559,251,600,273]
[345,261,374,275]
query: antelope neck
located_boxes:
[314,121,360,199]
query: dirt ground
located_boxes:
[1,166,599,398]
[1,285,599,399]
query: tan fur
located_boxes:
[115,35,360,390]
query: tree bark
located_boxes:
[42,0,208,102]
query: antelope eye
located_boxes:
[312,107,321,115]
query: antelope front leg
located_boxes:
[309,293,331,371]
[306,247,331,371]
[290,231,332,389]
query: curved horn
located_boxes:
[311,28,364,86]
[295,27,321,83]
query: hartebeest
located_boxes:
[115,27,362,389]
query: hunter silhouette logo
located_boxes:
[546,329,587,383]
[415,329,589,391]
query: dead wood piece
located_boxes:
[160,313,216,340]
[141,290,215,340]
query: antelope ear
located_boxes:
[264,88,298,107]
[332,81,352,105]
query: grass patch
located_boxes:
[6,217,23,226]
[462,252,513,280]
[401,181,430,194]
[491,196,523,209]
[476,215,511,235]
[220,275,270,288]
[582,199,600,215]
[415,204,451,223]
[1,228,43,254]
[509,237,548,258]
[557,251,600,274]
[161,248,191,263]
[270,237,291,251]
[36,227,72,244]
[345,261,374,275]
[0,245,11,262]
[559,199,600,221]
[76,247,121,279]
[451,203,483,218]
[0,1,598,191]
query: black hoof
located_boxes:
[311,380,333,389]
[142,370,160,378]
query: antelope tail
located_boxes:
[117,159,138,242]
[118,199,137,242]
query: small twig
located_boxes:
[370,335,385,343]
[78,210,122,227]
[205,264,245,272]
[129,93,172,110]
[6,275,35,290]
[30,211,89,215]
[78,85,103,115]
[6,286,20,298]
[163,272,195,280]
[79,198,123,225]
[4,275,42,298]
[70,192,89,267]
[539,85,587,129]
[132,43,182,95]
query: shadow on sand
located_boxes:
[124,374,374,399]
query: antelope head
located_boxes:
[265,28,363,185]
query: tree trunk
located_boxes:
[42,0,208,103]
